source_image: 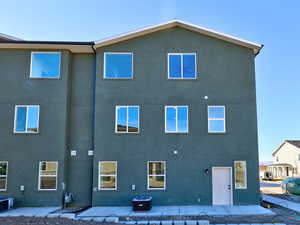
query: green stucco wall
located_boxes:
[92,27,260,206]
[0,26,260,207]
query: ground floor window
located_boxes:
[234,161,247,189]
[0,162,8,191]
[99,161,117,190]
[38,161,58,190]
[148,161,166,190]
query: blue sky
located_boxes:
[1,0,299,161]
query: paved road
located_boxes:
[260,181,282,194]
[260,181,281,187]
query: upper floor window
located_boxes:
[168,53,196,79]
[116,106,139,133]
[208,106,226,133]
[0,162,8,191]
[30,52,61,78]
[99,161,117,190]
[14,105,40,133]
[165,106,188,133]
[104,53,133,79]
[148,161,166,190]
[38,161,58,191]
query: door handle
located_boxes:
[228,185,231,190]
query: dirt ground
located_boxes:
[0,217,108,225]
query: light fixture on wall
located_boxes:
[204,169,209,174]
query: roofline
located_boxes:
[0,40,94,53]
[0,32,22,41]
[272,140,300,156]
[0,40,94,45]
[0,20,263,54]
[94,19,263,55]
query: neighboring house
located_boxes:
[0,20,262,207]
[259,161,272,179]
[0,32,21,41]
[268,140,300,179]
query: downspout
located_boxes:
[90,42,96,205]
[255,44,264,56]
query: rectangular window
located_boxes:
[38,161,58,191]
[0,162,8,191]
[14,105,40,133]
[234,161,247,189]
[148,161,166,190]
[99,161,117,190]
[116,106,139,133]
[168,53,196,79]
[104,53,133,79]
[30,52,61,78]
[208,106,226,133]
[165,106,188,133]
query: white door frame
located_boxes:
[212,167,233,205]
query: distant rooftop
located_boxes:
[0,32,22,41]
[272,140,300,156]
[285,140,300,149]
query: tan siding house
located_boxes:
[268,141,300,179]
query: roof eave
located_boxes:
[0,41,94,53]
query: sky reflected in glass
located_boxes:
[105,53,132,78]
[31,53,60,78]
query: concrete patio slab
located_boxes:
[78,205,274,218]
[262,194,300,212]
[78,206,132,217]
[0,207,60,217]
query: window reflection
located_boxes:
[15,106,39,133]
[104,53,133,79]
[31,52,61,78]
[116,106,139,133]
[165,106,188,133]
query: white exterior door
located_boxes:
[212,167,232,205]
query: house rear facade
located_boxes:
[0,20,262,207]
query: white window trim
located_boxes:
[165,106,189,133]
[207,105,226,133]
[103,52,133,79]
[98,161,117,190]
[30,52,61,79]
[14,105,40,134]
[0,161,8,191]
[167,53,197,79]
[38,161,58,191]
[234,161,247,189]
[147,161,166,190]
[115,105,140,133]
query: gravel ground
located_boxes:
[0,217,115,225]
[0,204,300,225]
